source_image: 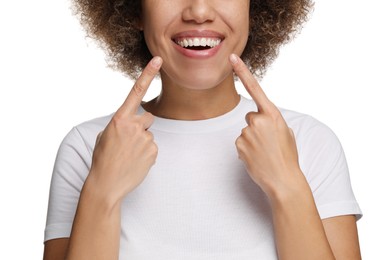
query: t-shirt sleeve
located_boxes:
[44,127,92,242]
[297,117,362,220]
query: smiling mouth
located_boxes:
[173,37,222,50]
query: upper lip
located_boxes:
[172,30,225,41]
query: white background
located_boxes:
[1,0,389,258]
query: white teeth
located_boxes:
[176,37,222,48]
[193,38,200,46]
[200,38,206,46]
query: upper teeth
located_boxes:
[176,38,222,48]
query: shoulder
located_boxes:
[278,107,340,148]
[277,107,348,182]
[279,107,330,133]
[61,113,114,154]
[242,97,339,145]
[74,113,113,139]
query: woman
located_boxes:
[44,0,362,259]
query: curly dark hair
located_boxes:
[72,0,313,79]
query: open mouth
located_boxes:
[173,37,222,51]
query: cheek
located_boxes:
[221,5,250,38]
[142,23,165,56]
[142,13,175,56]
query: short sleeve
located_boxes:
[44,127,92,242]
[297,117,362,220]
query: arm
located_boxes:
[270,174,335,260]
[270,180,361,259]
[323,215,361,259]
[64,178,122,260]
[43,182,122,260]
[43,238,69,260]
[43,57,163,260]
[43,179,122,260]
[230,54,361,259]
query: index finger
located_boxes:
[117,56,163,116]
[229,54,274,113]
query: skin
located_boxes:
[44,1,362,259]
[230,54,361,259]
[44,57,163,260]
[141,0,249,120]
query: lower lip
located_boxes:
[172,41,223,59]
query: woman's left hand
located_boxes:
[229,54,307,199]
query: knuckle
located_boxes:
[245,113,251,123]
[144,131,154,142]
[143,111,152,117]
[111,114,125,127]
[132,121,144,132]
[151,143,158,155]
[235,136,243,148]
[241,127,248,136]
[245,112,255,124]
[143,63,157,76]
[115,117,141,133]
[249,116,258,126]
[111,115,144,133]
[246,113,262,127]
[235,138,240,147]
[95,131,103,144]
[247,81,259,93]
[132,81,146,97]
[143,112,154,122]
[111,113,121,122]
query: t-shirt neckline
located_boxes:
[138,95,251,134]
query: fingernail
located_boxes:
[152,57,162,67]
[229,54,239,64]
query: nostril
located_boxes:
[182,4,216,24]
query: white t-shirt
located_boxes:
[44,96,362,259]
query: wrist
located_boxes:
[265,169,313,207]
[81,174,123,215]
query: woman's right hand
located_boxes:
[86,56,163,203]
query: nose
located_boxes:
[182,0,216,24]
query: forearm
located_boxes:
[269,172,335,260]
[66,177,122,260]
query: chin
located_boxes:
[177,72,230,91]
[162,63,233,91]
